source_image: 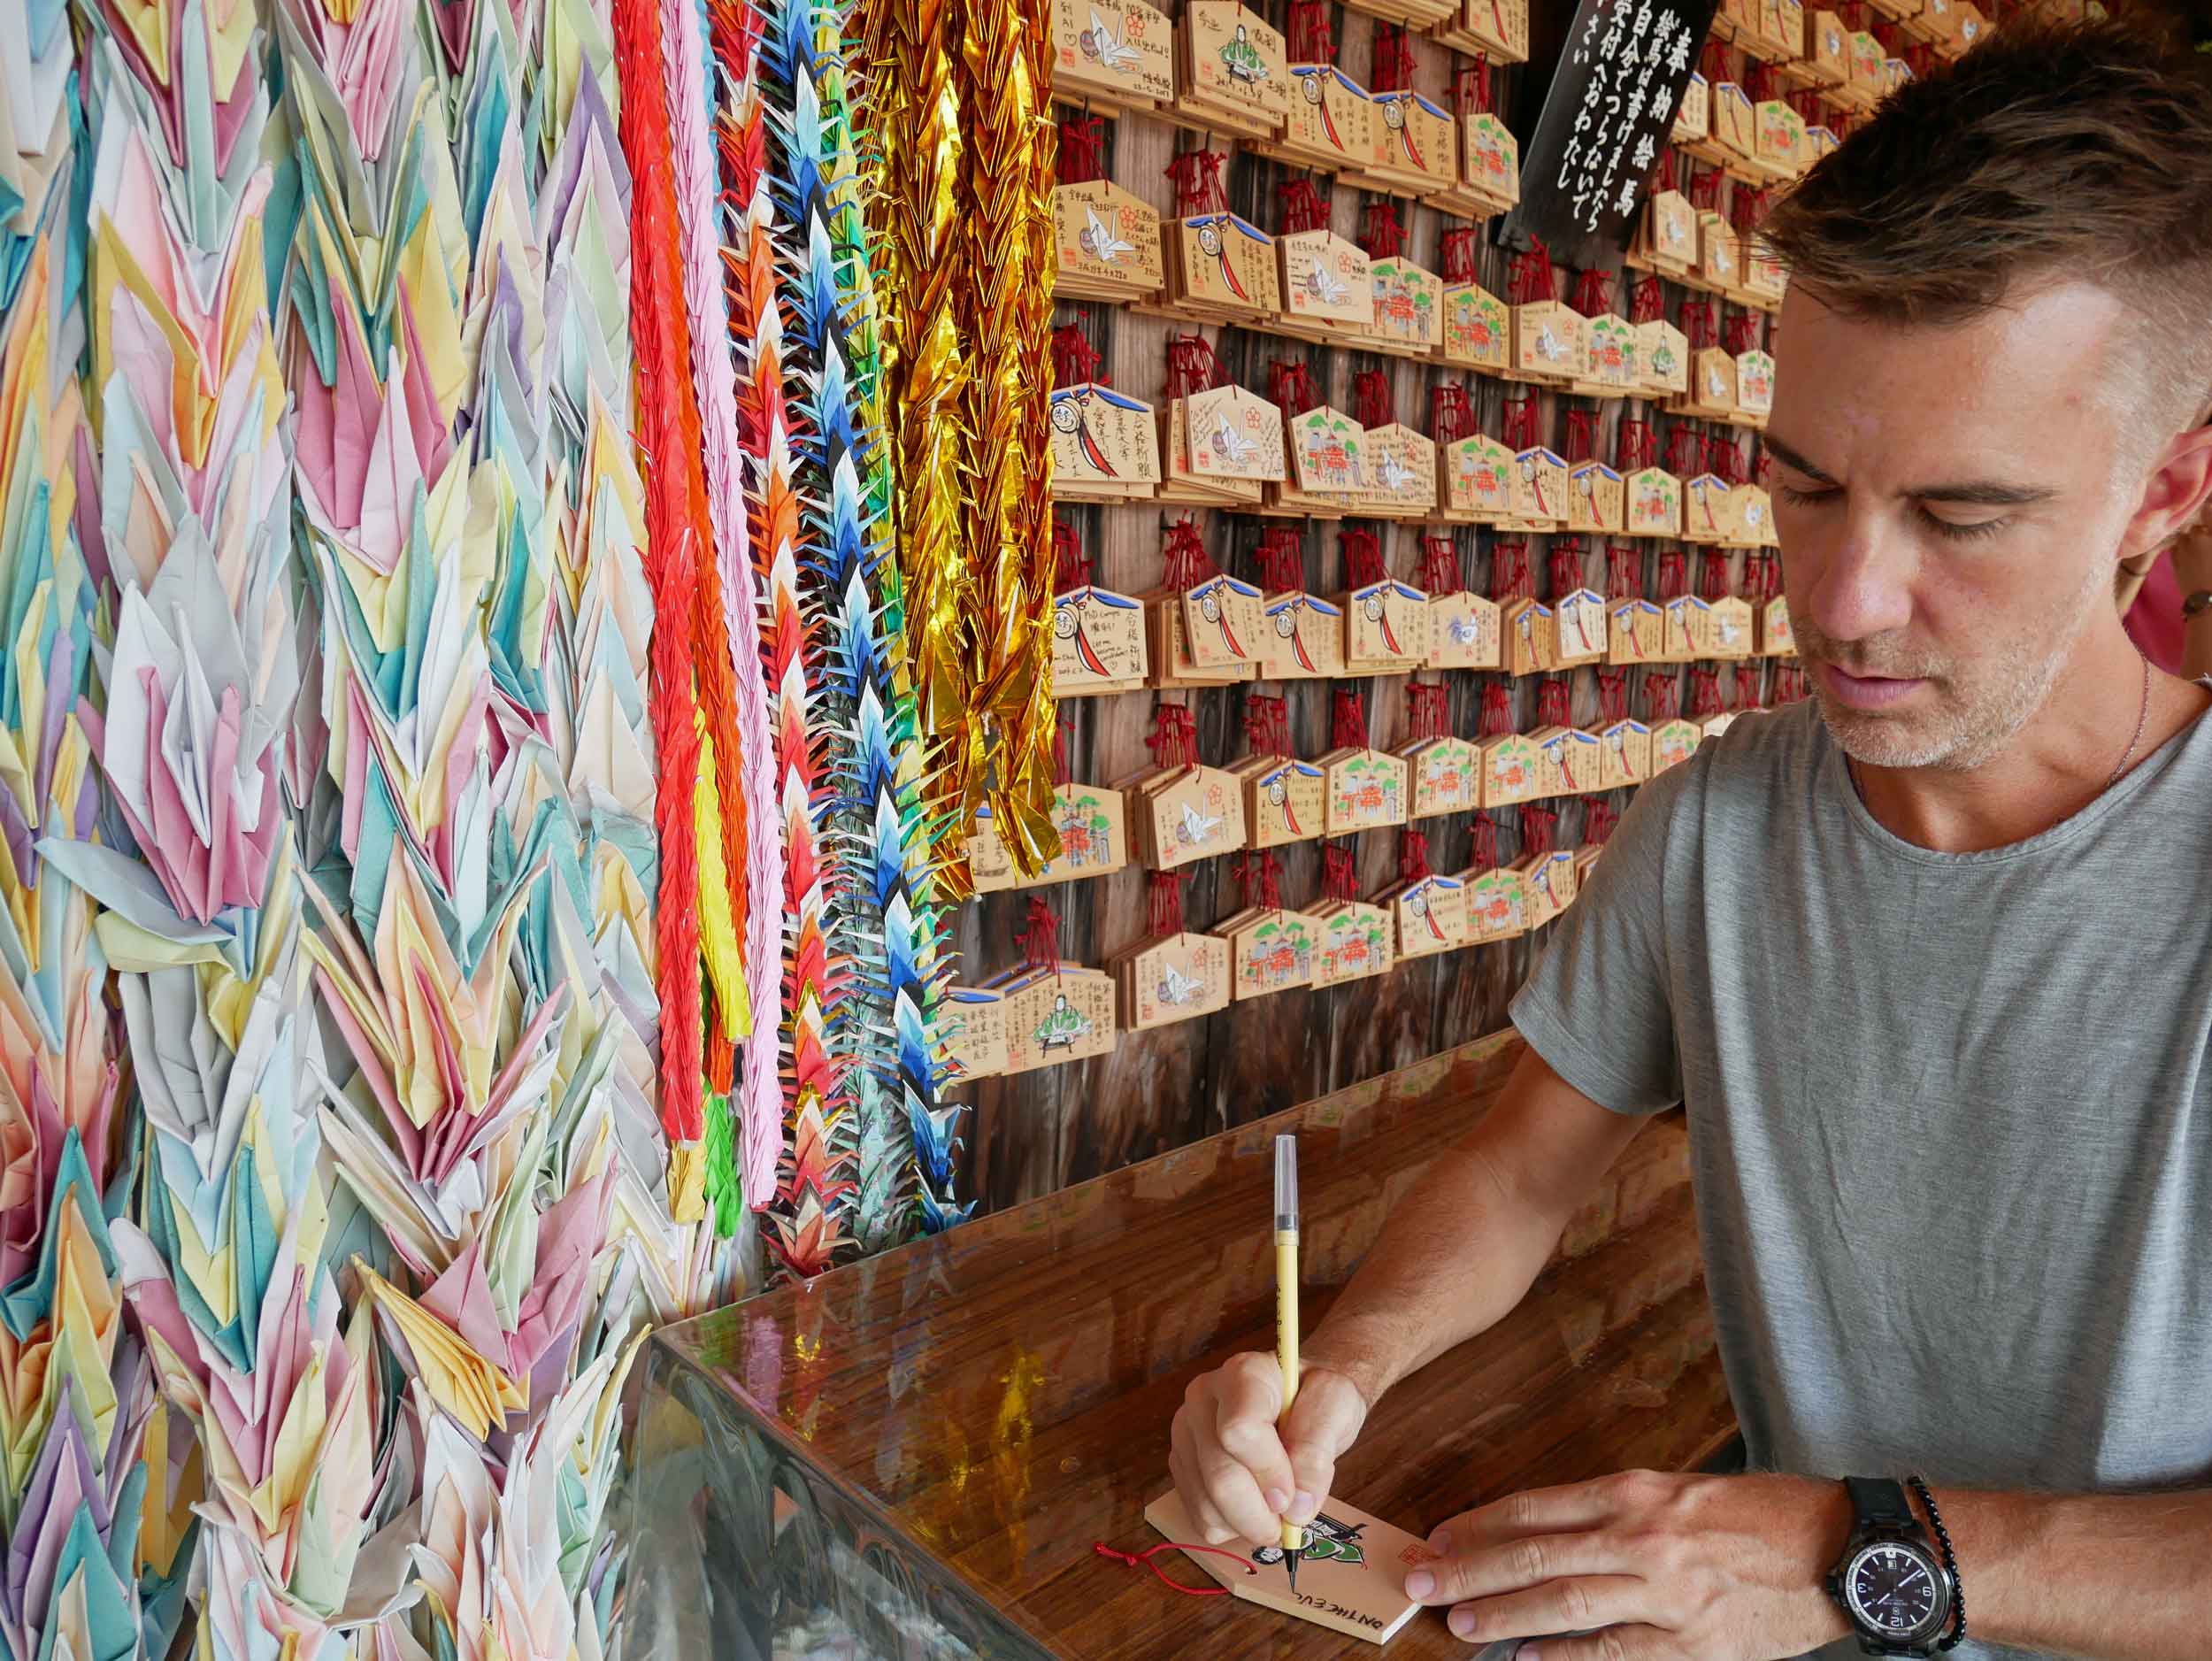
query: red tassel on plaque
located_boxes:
[1479,678,1516,738]
[1665,427,1703,478]
[1018,895,1061,967]
[1362,202,1407,260]
[1340,527,1386,589]
[1322,842,1360,901]
[1548,538,1586,599]
[1725,310,1763,354]
[1148,703,1200,769]
[1371,23,1417,93]
[1054,519,1090,593]
[1536,674,1572,730]
[1597,670,1629,725]
[1054,711,1076,787]
[1630,273,1666,324]
[1617,417,1655,472]
[1440,228,1484,285]
[1166,334,1227,397]
[1454,56,1492,117]
[1332,686,1369,750]
[1167,150,1231,217]
[1420,534,1462,594]
[1585,797,1619,846]
[1522,803,1558,859]
[1052,319,1104,388]
[1688,163,1723,211]
[1271,359,1321,419]
[1287,0,1334,63]
[1570,269,1614,318]
[1492,539,1532,603]
[1235,848,1286,911]
[1408,680,1451,742]
[1606,543,1641,602]
[1163,515,1215,588]
[1689,665,1725,719]
[1735,663,1764,711]
[1700,550,1732,602]
[1148,869,1190,938]
[1244,691,1290,757]
[1399,827,1432,881]
[1508,240,1556,304]
[1279,178,1333,235]
[1564,408,1597,465]
[1256,527,1306,592]
[1060,114,1108,186]
[1644,669,1680,722]
[1432,383,1478,443]
[1657,548,1688,602]
[1470,811,1500,873]
[1354,370,1394,430]
[1502,394,1541,453]
[1681,297,1718,350]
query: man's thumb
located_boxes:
[1281,1376,1364,1520]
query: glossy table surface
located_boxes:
[652,1029,1736,1657]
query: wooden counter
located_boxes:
[622,1029,1736,1660]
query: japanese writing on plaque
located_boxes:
[1502,0,1719,270]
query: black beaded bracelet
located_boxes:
[1905,1473,1967,1652]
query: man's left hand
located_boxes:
[1402,1469,1857,1659]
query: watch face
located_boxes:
[1846,1542,1944,1641]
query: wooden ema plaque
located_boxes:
[1182,4,1290,135]
[1406,734,1481,818]
[1182,384,1286,486]
[1700,709,1738,745]
[1626,465,1682,538]
[964,804,1017,890]
[1639,319,1689,399]
[1442,285,1509,372]
[1695,212,1740,294]
[1599,719,1652,789]
[1286,405,1368,496]
[1810,11,1852,82]
[1321,747,1409,834]
[1279,230,1375,330]
[1513,849,1578,928]
[1709,81,1757,165]
[1509,301,1584,383]
[1640,190,1697,275]
[1311,901,1393,987]
[1387,873,1469,959]
[1441,434,1516,519]
[1736,349,1776,419]
[1569,463,1625,535]
[1148,590,1252,687]
[1172,213,1281,319]
[1356,424,1438,518]
[1461,113,1521,213]
[1479,732,1542,807]
[1757,99,1808,176]
[1054,181,1166,302]
[1684,473,1736,545]
[1054,585,1148,694]
[1502,597,1555,677]
[1428,591,1501,670]
[1463,865,1528,943]
[1041,782,1131,881]
[1745,238,1789,306]
[1257,590,1346,679]
[940,986,1009,1083]
[987,962,1118,1074]
[1758,595,1797,657]
[1448,0,1529,63]
[1181,573,1266,670]
[1364,259,1443,355]
[1159,397,1263,507]
[1051,0,1175,107]
[1673,71,1710,144]
[1283,65,1375,173]
[1536,727,1601,796]
[1364,91,1455,195]
[1707,595,1756,658]
[1663,595,1712,661]
[1773,0,1809,58]
[1135,763,1247,867]
[1655,716,1699,778]
[1116,931,1232,1031]
[1223,906,1321,997]
[1849,31,1887,103]
[1608,597,1664,665]
[1241,755,1326,847]
[1727,485,1778,550]
[1341,580,1431,672]
[1552,588,1609,666]
[1510,446,1569,529]
[1050,383,1160,499]
[1671,347,1739,421]
[1581,314,1639,396]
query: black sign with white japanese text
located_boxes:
[1500,0,1720,269]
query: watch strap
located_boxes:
[1845,1475,1916,1529]
[2183,588,2212,619]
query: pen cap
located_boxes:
[1274,1134,1299,1232]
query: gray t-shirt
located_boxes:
[1509,694,2212,1661]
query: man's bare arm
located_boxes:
[1304,1043,1650,1411]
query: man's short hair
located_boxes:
[1761,14,2212,445]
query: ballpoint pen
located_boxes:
[1275,1134,1306,1595]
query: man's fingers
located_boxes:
[1514,1621,1671,1661]
[1444,1473,1637,1550]
[1280,1372,1366,1523]
[1168,1444,1240,1547]
[1406,1528,1639,1605]
[1192,1419,1284,1546]
[1434,1576,1648,1648]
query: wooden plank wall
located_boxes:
[956,3,1775,1213]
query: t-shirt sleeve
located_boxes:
[1508,760,1689,1116]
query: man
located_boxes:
[1170,19,2212,1661]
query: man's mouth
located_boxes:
[1816,661,1929,711]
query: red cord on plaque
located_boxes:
[1093,1541,1257,1596]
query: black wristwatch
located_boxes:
[2182,588,2212,620]
[1824,1477,1956,1656]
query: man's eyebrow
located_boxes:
[1763,434,2056,508]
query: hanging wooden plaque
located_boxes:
[1756,99,1807,177]
[1283,65,1375,173]
[1173,212,1281,318]
[1441,284,1510,372]
[991,964,1119,1073]
[1428,590,1502,670]
[1848,30,1887,101]
[1242,755,1326,847]
[1286,405,1369,495]
[1450,0,1529,62]
[1121,931,1233,1031]
[1662,594,1712,660]
[1464,865,1529,943]
[1683,473,1736,544]
[1569,463,1626,534]
[1365,258,1444,355]
[1321,746,1411,834]
[1182,573,1267,670]
[1599,718,1652,788]
[1138,763,1248,867]
[1185,384,1287,483]
[965,804,1018,892]
[1462,113,1522,211]
[1624,467,1680,540]
[1366,90,1457,194]
[1227,907,1322,998]
[1183,4,1291,134]
[1809,11,1852,81]
[1640,189,1698,276]
[1745,237,1789,305]
[1758,595,1796,657]
[1054,181,1167,301]
[1514,848,1578,928]
[1441,434,1517,519]
[1149,590,1252,687]
[1050,383,1162,498]
[1256,590,1347,679]
[1280,230,1376,330]
[1358,423,1440,518]
[1389,873,1470,959]
[1502,596,1555,677]
[1159,397,1265,507]
[1735,349,1775,422]
[1583,314,1640,395]
[1539,727,1601,796]
[1709,81,1757,163]
[1341,578,1432,673]
[1509,301,1585,383]
[1052,0,1176,106]
[1311,901,1394,987]
[1553,588,1609,665]
[1510,446,1569,528]
[1648,716,1701,777]
[1694,211,1740,293]
[1674,71,1710,144]
[1706,595,1755,658]
[1054,584,1149,694]
[941,986,1010,1083]
[1037,782,1131,882]
[1698,709,1738,743]
[1638,319,1690,398]
[1479,731,1543,806]
[1728,485,1777,549]
[1608,597,1664,665]
[1406,734,1483,818]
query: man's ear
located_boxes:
[2121,423,2212,568]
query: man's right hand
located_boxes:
[1168,1353,1371,1547]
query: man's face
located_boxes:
[1767,281,2142,771]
